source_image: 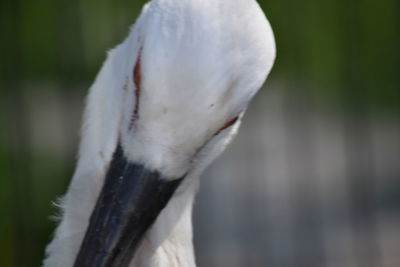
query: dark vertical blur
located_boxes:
[0,0,399,266]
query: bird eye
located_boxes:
[214,116,239,136]
[133,51,142,119]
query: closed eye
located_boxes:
[213,116,239,136]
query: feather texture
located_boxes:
[43,0,275,266]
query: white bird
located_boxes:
[43,0,275,266]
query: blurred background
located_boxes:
[0,0,399,266]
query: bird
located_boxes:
[43,0,275,266]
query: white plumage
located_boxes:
[43,0,275,266]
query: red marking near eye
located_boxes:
[214,116,239,136]
[133,51,142,119]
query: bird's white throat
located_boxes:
[130,179,199,267]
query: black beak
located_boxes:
[73,144,183,267]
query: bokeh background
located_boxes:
[1,0,399,266]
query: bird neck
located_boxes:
[130,180,199,267]
[43,170,198,267]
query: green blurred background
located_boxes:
[0,0,399,266]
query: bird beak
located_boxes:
[73,144,183,267]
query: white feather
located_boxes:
[43,0,275,266]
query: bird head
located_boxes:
[119,0,275,179]
[74,0,275,266]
